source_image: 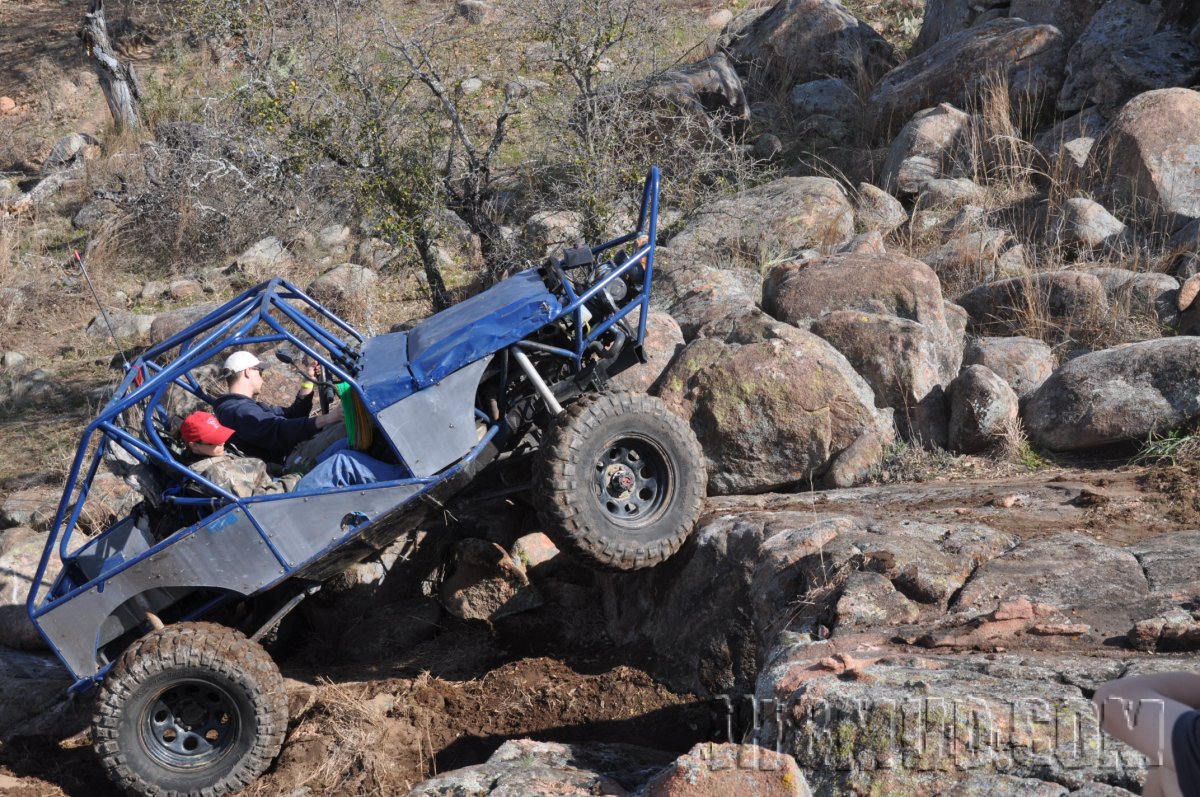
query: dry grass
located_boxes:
[866,440,958,484]
[1135,427,1200,468]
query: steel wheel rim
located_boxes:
[140,678,240,769]
[592,434,672,529]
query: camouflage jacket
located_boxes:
[191,455,301,498]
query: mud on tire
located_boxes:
[92,622,288,797]
[535,392,706,570]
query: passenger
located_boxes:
[180,411,407,498]
[211,350,342,466]
[179,411,297,498]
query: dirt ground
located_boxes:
[0,622,712,796]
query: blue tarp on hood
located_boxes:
[357,268,561,409]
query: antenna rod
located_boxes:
[74,248,130,369]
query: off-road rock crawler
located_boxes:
[27,167,705,797]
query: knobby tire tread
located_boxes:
[92,622,287,797]
[536,392,705,570]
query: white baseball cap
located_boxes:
[222,350,267,374]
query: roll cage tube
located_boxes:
[27,278,368,614]
[541,165,660,367]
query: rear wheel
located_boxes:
[535,392,706,570]
[92,622,287,797]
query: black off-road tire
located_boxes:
[92,622,288,797]
[535,392,706,570]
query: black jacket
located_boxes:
[211,392,316,464]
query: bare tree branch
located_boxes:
[81,0,141,129]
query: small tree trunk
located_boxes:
[415,224,453,312]
[81,0,141,130]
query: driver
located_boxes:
[212,350,342,465]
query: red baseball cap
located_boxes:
[180,411,235,445]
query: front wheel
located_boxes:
[92,622,288,797]
[535,392,706,570]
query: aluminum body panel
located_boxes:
[70,514,151,583]
[247,483,423,568]
[37,509,280,678]
[376,356,490,477]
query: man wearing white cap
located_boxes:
[212,350,342,464]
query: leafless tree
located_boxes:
[81,0,142,129]
[383,26,523,270]
[509,0,659,156]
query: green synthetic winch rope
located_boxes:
[335,382,373,451]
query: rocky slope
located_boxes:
[4,0,1200,794]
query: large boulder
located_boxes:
[665,177,854,267]
[1034,107,1107,156]
[650,53,750,123]
[603,511,1014,695]
[305,263,379,326]
[914,176,985,209]
[229,236,292,274]
[880,103,974,195]
[0,486,59,531]
[1035,108,1108,188]
[641,743,812,796]
[809,310,949,447]
[652,327,890,495]
[652,248,760,340]
[1083,267,1180,326]
[729,0,897,91]
[947,364,1019,453]
[957,271,1107,336]
[1022,337,1200,451]
[1047,197,1128,251]
[1058,1,1200,116]
[854,182,907,235]
[4,369,56,407]
[149,302,221,345]
[790,77,862,123]
[944,300,969,351]
[758,648,1136,796]
[921,228,1028,284]
[609,310,685,393]
[601,513,784,696]
[86,308,154,340]
[763,251,962,384]
[1129,530,1200,599]
[867,19,1067,139]
[1087,88,1200,234]
[0,647,74,740]
[522,209,583,258]
[963,336,1054,397]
